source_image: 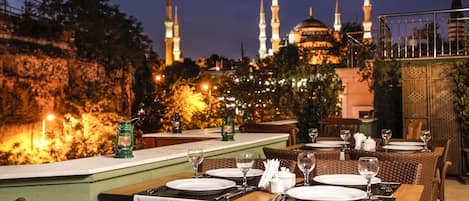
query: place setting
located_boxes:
[134,151,264,201]
[302,128,350,150]
[378,129,432,152]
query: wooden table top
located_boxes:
[99,172,423,201]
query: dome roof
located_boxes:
[293,17,328,30]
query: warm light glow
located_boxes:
[155,74,162,82]
[202,83,209,91]
[46,114,55,121]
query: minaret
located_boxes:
[362,0,373,43]
[271,0,280,54]
[164,0,174,66]
[333,0,341,32]
[173,6,181,62]
[258,0,267,59]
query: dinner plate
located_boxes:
[381,145,423,151]
[388,141,425,146]
[205,168,264,178]
[316,140,350,145]
[166,178,236,195]
[313,174,381,186]
[286,185,367,201]
[304,143,342,148]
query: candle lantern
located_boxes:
[171,113,182,133]
[221,115,235,141]
[115,118,140,158]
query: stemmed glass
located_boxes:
[187,149,204,178]
[340,129,351,150]
[381,129,392,145]
[358,157,380,199]
[308,128,319,143]
[297,152,316,186]
[420,130,432,152]
[236,152,255,190]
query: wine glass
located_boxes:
[236,152,255,190]
[308,128,319,143]
[420,130,432,152]
[358,157,380,199]
[187,149,204,178]
[381,129,392,145]
[340,129,351,150]
[297,152,316,186]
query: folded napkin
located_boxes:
[134,194,203,201]
[363,137,376,152]
[354,133,367,150]
[257,159,280,189]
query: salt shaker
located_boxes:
[277,167,296,191]
[269,174,284,193]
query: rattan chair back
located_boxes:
[314,160,422,184]
[200,158,296,173]
[349,149,442,201]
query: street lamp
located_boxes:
[201,83,216,114]
[41,114,55,148]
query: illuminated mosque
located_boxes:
[258,0,373,64]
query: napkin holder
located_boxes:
[258,159,280,190]
[353,133,366,150]
[363,137,376,152]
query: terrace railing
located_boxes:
[378,8,469,60]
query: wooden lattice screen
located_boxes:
[401,61,462,175]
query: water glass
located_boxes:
[420,130,432,152]
[340,129,351,150]
[297,152,316,186]
[381,129,392,145]
[236,152,255,190]
[187,149,204,178]
[358,157,380,199]
[308,128,319,143]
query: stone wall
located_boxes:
[0,44,133,150]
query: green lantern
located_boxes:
[221,115,235,141]
[114,118,140,158]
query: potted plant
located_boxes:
[454,59,469,182]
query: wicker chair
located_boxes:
[262,147,340,177]
[314,160,423,185]
[200,158,296,173]
[428,139,452,201]
[319,118,361,137]
[238,124,298,146]
[349,148,443,201]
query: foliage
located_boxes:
[34,0,153,70]
[292,57,344,142]
[0,100,123,165]
[453,60,469,143]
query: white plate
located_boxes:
[286,185,367,201]
[205,168,264,178]
[166,178,236,194]
[304,143,342,148]
[388,141,425,146]
[382,145,423,151]
[316,140,350,145]
[313,174,381,186]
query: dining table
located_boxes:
[98,172,424,201]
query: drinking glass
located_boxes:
[340,129,351,150]
[420,130,432,152]
[358,157,380,199]
[297,152,316,186]
[236,152,255,190]
[308,128,319,143]
[187,149,204,178]
[381,129,392,145]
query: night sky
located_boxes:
[9,0,469,60]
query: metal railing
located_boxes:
[378,8,469,60]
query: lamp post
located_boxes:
[202,83,217,114]
[41,114,55,148]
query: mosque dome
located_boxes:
[293,17,328,30]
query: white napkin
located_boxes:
[363,137,376,152]
[134,195,203,201]
[257,159,280,189]
[353,133,367,150]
